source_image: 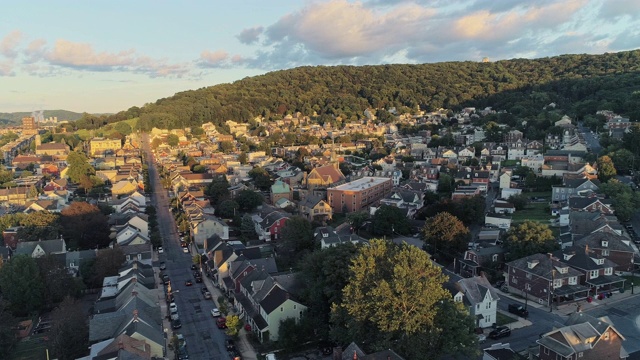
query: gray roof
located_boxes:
[342,342,366,360]
[456,275,500,305]
[299,194,324,208]
[574,232,634,253]
[507,253,582,280]
[569,196,612,210]
[15,239,65,256]
[553,246,618,271]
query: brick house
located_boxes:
[553,245,626,296]
[574,232,636,273]
[568,197,614,214]
[505,253,590,309]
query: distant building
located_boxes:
[90,138,121,156]
[22,117,38,136]
[327,177,393,213]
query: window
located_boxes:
[602,249,609,256]
[525,283,532,291]
[293,305,296,309]
[578,352,583,358]
[476,304,480,311]
[605,267,613,275]
[553,279,563,288]
[544,347,550,355]
[556,355,564,360]
[280,307,283,312]
[590,270,599,279]
[569,277,577,285]
[492,254,498,262]
[486,302,491,309]
[511,276,518,284]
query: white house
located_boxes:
[485,213,512,230]
[447,274,500,328]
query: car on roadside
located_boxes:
[158,247,164,254]
[203,291,212,300]
[195,276,203,283]
[488,326,511,339]
[169,303,178,313]
[191,264,197,270]
[477,334,486,344]
[171,318,182,329]
[171,312,180,321]
[183,247,189,254]
[216,317,227,329]
[160,262,166,270]
[185,280,193,286]
[211,308,221,317]
[508,304,529,318]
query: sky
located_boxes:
[1,0,639,114]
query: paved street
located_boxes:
[143,134,233,360]
[578,122,602,154]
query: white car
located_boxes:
[169,303,178,314]
[210,308,221,317]
[158,247,164,254]
[171,312,180,321]
[182,247,189,254]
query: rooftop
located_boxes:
[329,177,390,191]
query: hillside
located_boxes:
[98,50,640,131]
[0,110,85,126]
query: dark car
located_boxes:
[201,286,208,294]
[185,280,193,286]
[172,318,182,329]
[195,276,203,283]
[191,264,197,270]
[508,304,529,318]
[488,326,511,339]
[160,262,166,270]
[175,346,189,360]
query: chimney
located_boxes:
[353,350,358,359]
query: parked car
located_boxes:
[508,304,529,318]
[195,276,203,283]
[171,318,182,329]
[203,291,212,300]
[160,262,166,270]
[211,308,221,317]
[488,326,511,339]
[216,317,227,329]
[185,280,193,286]
[201,287,208,294]
[182,247,189,254]
[190,264,197,270]
[477,334,486,344]
[169,303,178,314]
[171,312,180,321]
[158,247,164,254]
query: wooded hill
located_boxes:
[91,50,640,131]
[0,110,85,126]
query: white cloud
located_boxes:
[199,50,229,68]
[0,30,23,58]
[46,39,135,70]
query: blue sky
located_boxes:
[1,0,639,114]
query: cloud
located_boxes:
[46,39,135,70]
[598,0,640,20]
[237,26,264,44]
[0,30,23,58]
[0,60,16,76]
[199,50,229,67]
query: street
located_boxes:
[578,122,602,155]
[142,134,233,360]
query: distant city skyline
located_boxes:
[1,0,639,114]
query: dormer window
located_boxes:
[558,267,568,274]
[601,241,608,248]
[597,258,604,265]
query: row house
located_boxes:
[569,212,624,239]
[457,244,506,278]
[0,186,30,205]
[568,197,614,214]
[505,253,590,309]
[553,245,626,296]
[574,232,636,273]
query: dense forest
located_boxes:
[75,50,640,131]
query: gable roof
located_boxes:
[574,232,634,253]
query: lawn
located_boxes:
[496,312,518,326]
[511,202,553,224]
[10,334,50,360]
[623,275,640,290]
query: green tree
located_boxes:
[0,300,18,359]
[238,152,248,164]
[219,141,235,154]
[240,214,257,242]
[217,199,239,218]
[151,137,162,149]
[66,151,95,184]
[346,211,369,233]
[36,255,81,306]
[0,255,44,316]
[600,179,640,222]
[113,121,132,135]
[298,243,358,340]
[597,155,617,182]
[508,193,530,211]
[437,173,454,193]
[278,216,313,266]
[422,212,469,261]
[505,221,558,260]
[167,134,179,147]
[204,176,230,205]
[49,297,89,360]
[87,247,125,288]
[60,202,110,249]
[371,205,411,236]
[235,189,264,211]
[17,211,61,241]
[249,166,273,190]
[191,127,205,137]
[333,240,449,346]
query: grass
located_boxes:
[623,275,640,290]
[496,312,518,326]
[10,333,50,360]
[511,202,553,224]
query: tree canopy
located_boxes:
[0,255,44,316]
[60,202,110,249]
[505,221,558,260]
[371,205,411,236]
[422,212,469,261]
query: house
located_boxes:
[484,213,512,230]
[64,249,97,277]
[378,188,424,218]
[505,253,590,309]
[537,314,626,360]
[270,180,292,204]
[23,199,60,213]
[89,137,122,156]
[116,226,150,246]
[552,178,600,202]
[42,178,68,192]
[303,163,346,190]
[121,244,154,264]
[553,245,625,295]
[254,211,289,241]
[493,200,515,214]
[111,179,139,196]
[14,239,67,258]
[191,215,230,245]
[458,245,507,278]
[574,232,636,273]
[314,226,366,249]
[233,269,307,342]
[445,273,500,328]
[569,212,624,238]
[483,343,519,360]
[298,195,333,222]
[568,197,614,214]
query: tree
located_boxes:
[600,179,640,222]
[236,189,264,211]
[36,255,81,307]
[151,137,162,149]
[333,240,450,347]
[191,127,205,137]
[49,297,89,360]
[346,211,369,233]
[204,176,230,205]
[219,141,235,154]
[88,247,125,288]
[0,300,18,359]
[66,151,95,184]
[371,205,411,236]
[597,155,617,182]
[508,193,530,211]
[278,216,314,266]
[60,202,110,249]
[504,221,558,260]
[217,199,239,218]
[422,212,469,261]
[298,243,359,340]
[249,166,273,190]
[0,255,44,316]
[437,173,453,193]
[238,152,248,164]
[240,214,257,242]
[17,211,61,241]
[166,134,179,147]
[225,315,242,337]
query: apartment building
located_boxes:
[327,177,392,213]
